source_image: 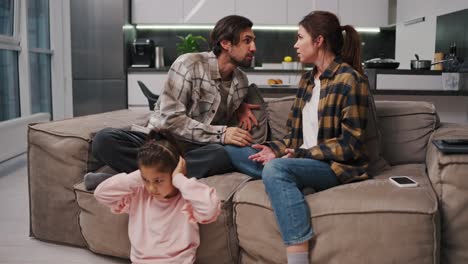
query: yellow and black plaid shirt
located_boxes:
[266,58,370,183]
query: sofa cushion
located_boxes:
[265,96,295,141]
[74,182,131,258]
[74,172,251,263]
[376,100,439,165]
[28,110,151,247]
[233,164,438,264]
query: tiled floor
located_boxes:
[0,154,128,264]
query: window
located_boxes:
[0,0,14,36]
[0,0,20,121]
[0,0,71,162]
[0,49,20,121]
[29,53,51,114]
[28,0,52,115]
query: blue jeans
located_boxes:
[224,145,339,246]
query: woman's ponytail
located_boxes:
[299,12,364,74]
[341,25,363,74]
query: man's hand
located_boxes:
[224,127,253,147]
[236,103,261,131]
[248,144,276,165]
[172,156,187,178]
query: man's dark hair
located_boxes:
[210,15,253,56]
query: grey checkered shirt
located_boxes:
[148,52,249,144]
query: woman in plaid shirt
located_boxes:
[225,11,370,264]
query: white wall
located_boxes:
[395,0,468,69]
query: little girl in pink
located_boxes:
[94,129,221,264]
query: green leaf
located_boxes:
[175,33,208,55]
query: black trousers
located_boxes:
[91,127,235,179]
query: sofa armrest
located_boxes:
[28,109,151,247]
[29,109,151,141]
[425,122,468,264]
[426,122,468,188]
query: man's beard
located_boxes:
[230,55,252,68]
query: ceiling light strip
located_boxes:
[133,24,380,33]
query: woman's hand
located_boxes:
[248,144,276,165]
[236,103,261,131]
[172,156,187,178]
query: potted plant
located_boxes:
[176,34,207,55]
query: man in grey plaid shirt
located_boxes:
[84,15,259,190]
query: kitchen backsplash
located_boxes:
[130,27,395,68]
[436,8,468,63]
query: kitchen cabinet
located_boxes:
[338,0,388,27]
[132,0,388,27]
[132,0,183,24]
[128,72,166,108]
[287,0,339,25]
[396,0,432,24]
[236,0,287,24]
[376,74,442,91]
[287,0,314,25]
[183,0,235,23]
[315,0,338,15]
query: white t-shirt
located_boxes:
[300,78,321,149]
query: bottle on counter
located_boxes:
[433,52,444,71]
[444,42,460,72]
[250,56,255,68]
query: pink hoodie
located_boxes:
[94,170,221,264]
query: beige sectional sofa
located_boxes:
[28,96,468,264]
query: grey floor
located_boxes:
[0,154,128,264]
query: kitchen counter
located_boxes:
[365,68,443,75]
[257,84,468,96]
[128,67,468,96]
[129,67,446,75]
[128,67,171,72]
[128,66,304,74]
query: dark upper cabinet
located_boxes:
[70,0,128,80]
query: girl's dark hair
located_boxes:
[137,129,184,173]
[210,15,253,56]
[299,11,363,74]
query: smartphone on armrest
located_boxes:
[389,176,418,188]
[442,139,468,145]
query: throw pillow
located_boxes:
[365,92,391,176]
[229,84,268,144]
